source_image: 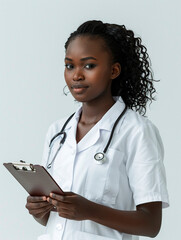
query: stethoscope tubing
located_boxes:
[47,105,127,169]
[47,113,75,169]
[47,142,64,169]
[49,113,75,148]
[103,105,127,154]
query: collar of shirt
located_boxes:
[64,96,126,133]
[62,96,126,152]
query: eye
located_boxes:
[85,64,96,69]
[65,63,74,70]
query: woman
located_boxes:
[26,20,169,240]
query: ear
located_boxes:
[110,62,121,80]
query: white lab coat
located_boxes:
[38,97,169,240]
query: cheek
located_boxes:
[96,65,111,77]
[91,69,112,86]
[86,68,102,80]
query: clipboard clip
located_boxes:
[12,161,36,172]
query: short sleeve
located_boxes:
[126,121,169,208]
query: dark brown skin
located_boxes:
[26,35,162,237]
[47,193,162,238]
[26,196,54,226]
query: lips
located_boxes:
[71,84,88,94]
[71,84,88,89]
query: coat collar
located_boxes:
[63,96,126,152]
[62,97,126,151]
[64,96,126,133]
[97,96,126,132]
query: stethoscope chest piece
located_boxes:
[47,106,127,169]
[94,152,106,165]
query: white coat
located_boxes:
[38,97,169,240]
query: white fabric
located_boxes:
[38,96,169,240]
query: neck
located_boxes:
[80,97,115,125]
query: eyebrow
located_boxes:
[64,57,97,61]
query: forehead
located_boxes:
[65,36,112,60]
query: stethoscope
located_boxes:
[47,105,127,169]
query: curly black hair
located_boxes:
[64,20,158,116]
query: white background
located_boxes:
[0,0,180,239]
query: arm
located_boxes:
[89,201,162,238]
[48,192,162,238]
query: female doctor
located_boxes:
[26,20,169,240]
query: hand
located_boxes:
[26,195,54,219]
[47,192,93,221]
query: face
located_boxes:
[64,36,120,104]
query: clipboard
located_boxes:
[3,162,64,196]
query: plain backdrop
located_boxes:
[0,0,180,239]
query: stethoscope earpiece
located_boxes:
[94,152,106,165]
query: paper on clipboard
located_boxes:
[3,162,64,196]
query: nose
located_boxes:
[73,67,84,81]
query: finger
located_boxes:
[29,204,53,217]
[47,197,70,210]
[26,201,50,210]
[64,192,74,196]
[49,193,65,202]
[57,210,75,220]
[47,197,60,207]
[54,203,74,218]
[50,193,73,203]
[36,205,54,216]
[27,195,47,203]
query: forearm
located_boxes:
[88,201,162,238]
[47,192,162,237]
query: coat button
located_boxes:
[56,223,63,231]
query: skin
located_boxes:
[64,36,121,142]
[26,35,162,237]
[26,196,53,226]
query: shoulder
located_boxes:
[45,116,70,142]
[116,109,165,173]
[123,108,159,133]
[121,108,163,146]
